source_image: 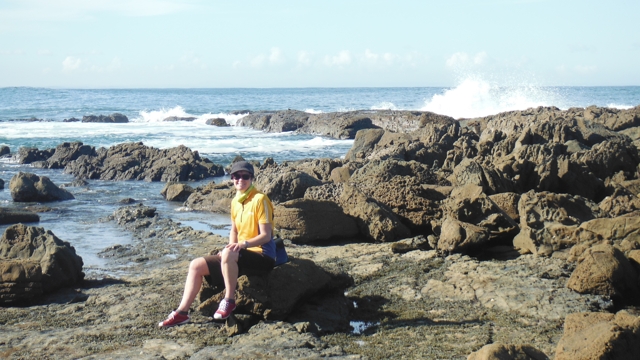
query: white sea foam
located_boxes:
[421,76,558,119]
[607,103,634,110]
[304,108,324,114]
[134,106,248,126]
[370,102,398,110]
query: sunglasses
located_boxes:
[231,173,252,180]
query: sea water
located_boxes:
[1,79,639,275]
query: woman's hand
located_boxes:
[225,242,244,252]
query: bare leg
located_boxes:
[177,257,213,313]
[220,248,240,300]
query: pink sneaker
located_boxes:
[213,299,236,320]
[158,310,190,328]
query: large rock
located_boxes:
[254,165,323,203]
[9,172,75,202]
[0,145,9,156]
[438,184,519,253]
[554,311,640,360]
[0,224,84,305]
[64,142,224,181]
[14,147,54,164]
[567,244,640,305]
[305,183,412,243]
[345,128,385,160]
[81,113,128,123]
[160,182,194,202]
[198,258,346,321]
[0,208,40,224]
[273,198,359,243]
[0,178,3,189]
[43,142,97,169]
[513,191,601,255]
[467,343,549,360]
[184,182,235,212]
[237,110,308,133]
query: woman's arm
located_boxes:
[241,223,272,249]
[229,219,239,244]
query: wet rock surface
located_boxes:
[9,172,75,202]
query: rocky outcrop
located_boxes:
[0,224,84,305]
[82,113,128,123]
[554,311,640,360]
[64,142,224,181]
[9,172,75,202]
[0,208,40,225]
[14,147,54,164]
[0,145,9,156]
[273,199,359,243]
[198,258,351,322]
[33,142,97,169]
[0,178,3,189]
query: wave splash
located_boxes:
[135,106,247,125]
[421,76,560,119]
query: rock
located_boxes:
[286,158,344,182]
[45,141,97,169]
[64,142,224,181]
[163,116,197,122]
[254,165,323,203]
[467,343,549,360]
[238,110,308,133]
[391,235,430,254]
[554,311,640,360]
[62,117,80,122]
[205,118,229,126]
[345,128,385,160]
[0,178,3,190]
[160,182,194,202]
[9,172,75,202]
[191,322,358,359]
[0,208,40,225]
[0,145,9,156]
[489,192,521,223]
[273,198,359,243]
[438,217,489,254]
[306,183,412,243]
[184,182,235,212]
[81,113,129,123]
[14,147,54,164]
[513,191,601,255]
[0,224,84,305]
[567,243,640,305]
[302,112,380,139]
[198,258,347,321]
[439,184,519,253]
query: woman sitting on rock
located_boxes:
[159,161,277,327]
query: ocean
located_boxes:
[1,80,639,276]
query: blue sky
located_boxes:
[0,0,638,88]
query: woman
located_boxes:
[159,161,276,327]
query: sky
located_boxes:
[0,0,638,88]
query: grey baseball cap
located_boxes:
[229,161,254,175]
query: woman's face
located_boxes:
[232,170,253,192]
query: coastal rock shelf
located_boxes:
[2,105,640,358]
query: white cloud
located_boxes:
[362,49,400,66]
[0,0,194,21]
[324,50,351,67]
[0,49,25,55]
[269,47,284,64]
[446,51,487,69]
[297,51,311,67]
[251,54,266,68]
[574,65,596,74]
[62,56,82,71]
